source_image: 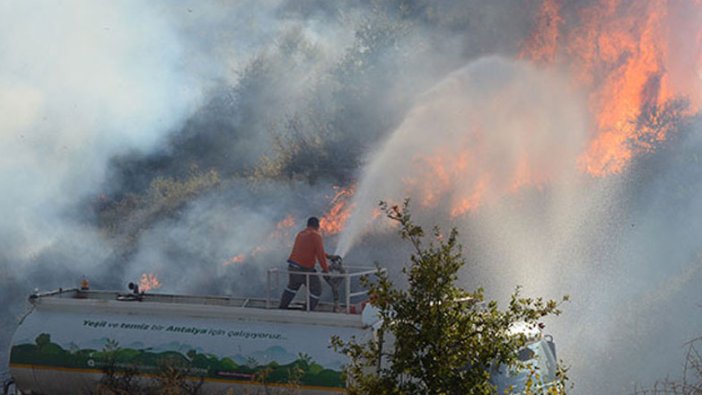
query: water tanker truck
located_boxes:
[5,265,559,394]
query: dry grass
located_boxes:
[632,337,702,395]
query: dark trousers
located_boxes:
[279,263,321,310]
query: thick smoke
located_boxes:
[2,1,701,394]
[0,0,207,383]
[0,0,201,261]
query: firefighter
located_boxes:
[279,217,339,311]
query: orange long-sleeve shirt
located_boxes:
[288,227,329,272]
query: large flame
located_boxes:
[219,187,352,266]
[403,0,702,219]
[522,0,702,176]
[320,185,355,235]
[311,2,702,249]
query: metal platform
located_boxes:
[25,266,383,327]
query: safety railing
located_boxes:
[266,266,383,313]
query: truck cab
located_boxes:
[491,322,560,393]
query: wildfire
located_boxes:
[320,185,355,235]
[518,0,562,65]
[218,186,354,267]
[450,175,490,218]
[407,0,702,219]
[522,0,702,176]
[276,214,296,230]
[220,190,354,267]
[404,146,483,215]
[138,273,161,292]
[223,254,246,266]
[400,90,565,218]
[221,215,297,267]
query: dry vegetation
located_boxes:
[97,167,220,249]
[633,337,702,395]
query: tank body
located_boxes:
[9,289,368,394]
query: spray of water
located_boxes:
[337,56,588,258]
[336,54,702,393]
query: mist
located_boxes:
[335,55,702,393]
[2,1,702,394]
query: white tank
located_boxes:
[8,268,559,394]
[9,287,372,395]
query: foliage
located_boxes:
[252,112,336,184]
[332,201,569,394]
[631,97,690,153]
[10,334,342,393]
[96,359,205,395]
[248,355,305,395]
[251,5,415,185]
[34,333,50,349]
[96,167,220,247]
[99,0,496,237]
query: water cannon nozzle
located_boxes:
[128,282,140,294]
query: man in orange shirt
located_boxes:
[279,217,339,311]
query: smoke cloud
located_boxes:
[2,1,702,394]
[0,0,203,267]
[0,0,208,382]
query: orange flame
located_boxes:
[221,216,298,267]
[138,273,161,292]
[259,2,700,231]
[405,147,486,215]
[320,186,355,235]
[519,0,562,65]
[407,0,702,218]
[450,175,490,218]
[276,214,296,230]
[403,122,554,218]
[523,0,701,176]
[219,188,355,267]
[223,254,246,266]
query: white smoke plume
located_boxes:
[0,0,207,383]
[0,0,203,268]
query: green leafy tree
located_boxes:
[35,333,50,349]
[332,201,570,394]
